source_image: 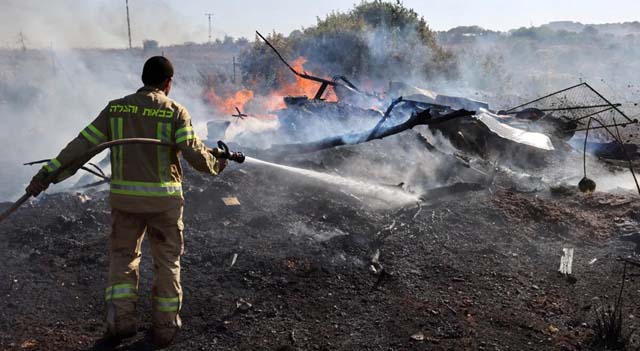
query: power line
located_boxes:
[205,13,213,43]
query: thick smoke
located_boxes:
[4,1,640,202]
[0,0,209,49]
[0,1,232,201]
[435,25,640,109]
[431,25,640,192]
[0,49,219,200]
[0,56,226,201]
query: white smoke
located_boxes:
[0,0,209,49]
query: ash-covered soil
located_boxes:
[1,147,640,351]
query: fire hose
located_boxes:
[0,138,244,224]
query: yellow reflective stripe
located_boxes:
[110,180,182,197]
[157,122,172,182]
[117,118,123,179]
[110,189,182,197]
[81,130,99,145]
[176,135,195,144]
[154,296,181,312]
[43,158,62,173]
[112,180,181,187]
[105,283,137,301]
[175,126,193,135]
[110,118,124,180]
[81,123,107,145]
[88,124,106,139]
[107,292,137,300]
[175,125,195,144]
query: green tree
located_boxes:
[240,0,457,89]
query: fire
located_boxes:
[276,57,338,102]
[205,87,254,115]
[204,56,338,115]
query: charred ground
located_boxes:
[1,139,639,351]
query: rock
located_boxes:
[20,339,38,349]
[236,298,253,313]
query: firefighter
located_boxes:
[26,56,226,349]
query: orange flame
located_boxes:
[267,57,338,110]
[204,56,338,116]
[205,87,254,115]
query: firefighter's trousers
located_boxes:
[105,206,184,338]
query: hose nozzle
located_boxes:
[210,140,245,163]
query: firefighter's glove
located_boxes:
[216,158,228,174]
[208,147,223,159]
[26,170,50,197]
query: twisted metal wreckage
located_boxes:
[4,32,640,224]
[228,32,640,197]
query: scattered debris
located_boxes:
[579,177,596,194]
[410,332,425,341]
[235,298,253,313]
[369,249,382,274]
[267,106,475,155]
[222,196,241,206]
[19,340,38,349]
[559,248,575,275]
[439,298,457,315]
[620,233,640,253]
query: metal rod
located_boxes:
[256,31,332,85]
[568,120,637,132]
[573,106,616,122]
[255,31,372,99]
[0,194,31,224]
[366,97,404,141]
[583,118,592,177]
[591,118,624,144]
[586,117,640,196]
[505,82,587,113]
[505,103,621,114]
[611,117,640,195]
[24,160,108,180]
[0,138,172,225]
[584,82,633,122]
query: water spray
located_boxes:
[244,156,421,207]
[213,140,419,207]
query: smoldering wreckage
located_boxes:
[3,33,640,350]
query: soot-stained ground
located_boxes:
[1,146,640,351]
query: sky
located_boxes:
[1,0,640,48]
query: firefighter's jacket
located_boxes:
[41,86,219,213]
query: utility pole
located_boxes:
[232,56,237,84]
[204,13,213,43]
[126,0,132,49]
[17,31,26,51]
[49,42,56,75]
